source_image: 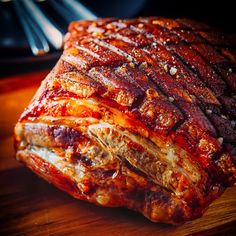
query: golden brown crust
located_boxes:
[14,17,236,224]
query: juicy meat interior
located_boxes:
[14,17,236,224]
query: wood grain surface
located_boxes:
[0,71,236,236]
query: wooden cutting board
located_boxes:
[0,71,235,236]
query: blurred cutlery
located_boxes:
[13,0,49,55]
[21,0,64,49]
[61,0,97,20]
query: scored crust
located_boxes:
[15,17,236,224]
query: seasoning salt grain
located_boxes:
[169,67,177,76]
[218,137,224,145]
[206,109,213,114]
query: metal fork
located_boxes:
[11,0,97,56]
[13,0,50,55]
[21,0,64,50]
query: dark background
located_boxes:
[0,0,235,76]
[85,0,235,32]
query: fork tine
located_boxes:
[13,0,49,56]
[21,0,63,49]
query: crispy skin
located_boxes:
[14,17,236,224]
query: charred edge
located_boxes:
[213,64,236,95]
[194,30,236,50]
[218,96,236,121]
[170,51,236,121]
[175,23,236,59]
[147,76,186,129]
[65,20,234,137]
[190,50,236,96]
[167,120,185,134]
[176,18,216,32]
[157,26,233,100]
[77,20,186,118]
[205,162,229,187]
[158,21,236,71]
[64,39,172,114]
[183,29,235,49]
[170,50,220,94]
[172,47,220,86]
[125,21,218,107]
[166,47,236,128]
[216,62,236,71]
[131,92,147,110]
